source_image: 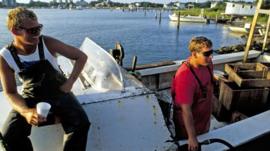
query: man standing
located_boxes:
[0,7,90,151]
[171,36,214,151]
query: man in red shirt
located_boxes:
[171,36,214,151]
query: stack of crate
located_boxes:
[219,63,270,116]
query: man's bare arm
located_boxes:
[181,104,199,151]
[0,56,28,113]
[0,56,39,125]
[44,36,87,92]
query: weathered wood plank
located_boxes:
[219,81,269,116]
[225,63,270,87]
[126,61,175,71]
[225,64,243,87]
[241,79,270,87]
[238,71,265,79]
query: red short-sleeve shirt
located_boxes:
[171,60,213,138]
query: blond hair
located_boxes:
[188,36,212,53]
[6,7,37,30]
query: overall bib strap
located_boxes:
[6,35,44,71]
[6,44,24,70]
[206,65,214,84]
[186,62,213,99]
[38,35,45,60]
[185,62,213,90]
[185,62,204,92]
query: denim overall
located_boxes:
[2,36,90,151]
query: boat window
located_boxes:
[242,5,245,8]
[250,5,253,9]
[80,38,124,91]
[232,4,235,7]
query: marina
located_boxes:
[0,8,245,66]
[1,36,269,151]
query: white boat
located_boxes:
[228,23,250,34]
[75,6,83,10]
[0,37,175,151]
[1,37,270,151]
[228,26,249,33]
[228,23,263,34]
[169,13,208,23]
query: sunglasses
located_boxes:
[201,49,213,57]
[19,24,43,35]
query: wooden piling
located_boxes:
[159,10,162,24]
[144,9,146,16]
[177,12,180,30]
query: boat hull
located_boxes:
[27,93,174,151]
[228,26,248,33]
[169,14,207,23]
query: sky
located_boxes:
[7,0,255,4]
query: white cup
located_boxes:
[36,102,51,118]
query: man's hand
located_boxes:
[188,136,199,151]
[181,104,199,151]
[218,76,231,82]
[21,108,47,126]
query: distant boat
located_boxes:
[228,26,249,33]
[169,13,208,23]
[228,23,250,34]
[228,23,262,34]
[76,6,83,10]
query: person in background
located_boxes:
[0,7,90,151]
[171,36,214,151]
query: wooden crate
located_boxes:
[262,62,270,79]
[219,81,269,116]
[224,63,270,87]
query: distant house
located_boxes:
[95,1,111,8]
[210,0,222,8]
[135,3,140,7]
[187,3,195,9]
[95,3,102,7]
[163,2,185,9]
[225,2,256,16]
[163,4,168,9]
[2,0,16,7]
[128,4,136,10]
[175,2,185,9]
[76,0,87,6]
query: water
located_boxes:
[0,9,244,66]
